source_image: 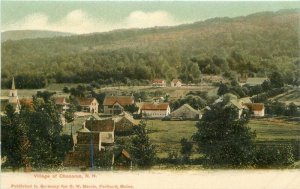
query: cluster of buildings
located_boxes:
[1,78,266,169]
[152,79,183,87]
[222,95,265,119]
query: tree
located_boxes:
[23,99,66,169]
[192,104,256,167]
[36,91,56,102]
[1,105,29,170]
[270,71,284,88]
[261,80,272,92]
[286,103,299,116]
[63,86,70,93]
[124,104,139,114]
[217,83,229,96]
[180,138,193,163]
[130,121,157,168]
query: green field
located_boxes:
[67,117,300,158]
[147,120,198,158]
[142,118,300,158]
[249,118,300,141]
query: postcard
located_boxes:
[1,0,300,189]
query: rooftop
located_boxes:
[77,98,97,106]
[244,103,265,111]
[141,102,169,110]
[103,96,134,106]
[85,119,115,132]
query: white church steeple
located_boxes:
[8,77,21,113]
[9,77,18,102]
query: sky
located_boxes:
[1,1,300,34]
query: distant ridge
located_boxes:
[1,9,299,88]
[1,30,74,42]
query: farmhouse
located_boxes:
[55,97,69,113]
[152,79,166,87]
[103,96,135,115]
[1,78,21,114]
[244,103,265,117]
[171,79,182,87]
[139,102,171,119]
[77,97,99,113]
[169,104,201,120]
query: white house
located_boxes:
[103,96,135,115]
[77,97,99,113]
[171,79,182,87]
[244,103,265,117]
[152,79,167,87]
[55,97,69,113]
[139,102,170,119]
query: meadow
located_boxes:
[144,118,300,158]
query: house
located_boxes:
[1,78,21,114]
[75,131,103,151]
[65,119,115,168]
[244,103,265,117]
[113,112,139,134]
[169,104,201,120]
[139,102,171,119]
[85,119,115,145]
[103,96,135,115]
[54,97,69,113]
[77,97,99,113]
[171,79,182,87]
[152,79,166,87]
[241,77,268,86]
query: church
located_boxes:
[0,78,21,114]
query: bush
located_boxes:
[254,144,295,168]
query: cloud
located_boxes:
[3,9,180,34]
[125,11,178,28]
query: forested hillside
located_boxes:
[2,9,299,88]
[1,30,73,42]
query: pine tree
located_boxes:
[130,121,157,168]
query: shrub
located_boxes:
[254,144,295,168]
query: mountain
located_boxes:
[1,9,299,88]
[1,30,73,42]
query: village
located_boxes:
[2,73,299,171]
